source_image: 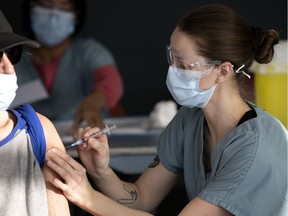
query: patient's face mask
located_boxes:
[166,66,216,108]
[0,73,18,110]
[31,5,76,46]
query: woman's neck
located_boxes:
[203,93,251,145]
[31,37,72,64]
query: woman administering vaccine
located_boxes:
[47,4,287,215]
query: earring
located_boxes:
[215,77,219,84]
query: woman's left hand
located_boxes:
[46,148,95,207]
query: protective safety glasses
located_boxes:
[166,44,221,72]
[0,46,23,65]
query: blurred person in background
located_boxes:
[15,0,124,133]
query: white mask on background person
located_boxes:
[31,5,76,46]
[0,73,18,110]
[166,66,216,108]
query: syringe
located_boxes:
[65,124,116,149]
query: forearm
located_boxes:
[82,190,153,216]
[89,166,147,211]
[92,65,124,108]
[86,91,107,110]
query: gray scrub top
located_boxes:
[157,105,287,216]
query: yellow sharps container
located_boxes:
[250,40,287,128]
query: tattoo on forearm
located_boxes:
[148,155,160,168]
[117,184,138,204]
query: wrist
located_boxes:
[88,91,106,110]
[89,166,113,184]
[81,190,100,215]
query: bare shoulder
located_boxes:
[36,113,65,152]
[36,113,71,214]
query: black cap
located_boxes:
[0,10,40,50]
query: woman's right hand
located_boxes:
[74,127,111,179]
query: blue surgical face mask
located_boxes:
[166,66,216,108]
[31,6,76,46]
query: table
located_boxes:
[53,116,162,174]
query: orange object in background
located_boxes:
[250,40,287,128]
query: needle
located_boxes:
[65,124,116,149]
